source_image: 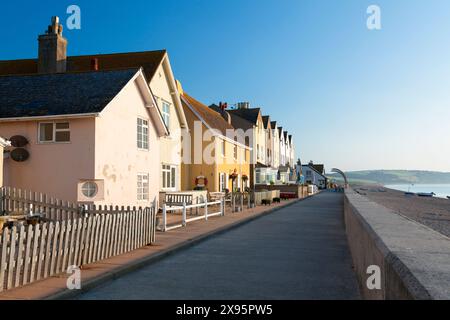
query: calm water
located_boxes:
[385,184,450,198]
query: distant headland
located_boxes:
[327,170,450,185]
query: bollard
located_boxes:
[240,193,244,212]
[182,202,187,227]
[204,200,208,220]
[221,198,225,216]
[162,204,167,232]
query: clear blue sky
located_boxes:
[2,0,450,172]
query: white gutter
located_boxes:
[0,113,100,122]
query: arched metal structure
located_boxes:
[331,168,348,188]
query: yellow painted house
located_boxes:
[179,86,251,193]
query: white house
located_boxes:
[300,164,328,189]
[278,127,285,166]
[0,68,168,206]
[0,17,188,194]
[271,121,280,169]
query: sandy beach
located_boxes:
[353,185,450,238]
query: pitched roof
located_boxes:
[182,93,235,136]
[303,164,327,178]
[262,116,270,128]
[228,112,253,130]
[0,69,138,119]
[312,164,325,174]
[278,127,283,139]
[270,121,277,130]
[0,50,166,81]
[283,131,288,141]
[227,107,261,125]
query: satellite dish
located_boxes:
[10,135,29,148]
[10,148,29,162]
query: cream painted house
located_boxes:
[0,68,168,206]
[270,121,280,169]
[227,104,274,186]
[0,137,10,187]
[0,16,188,194]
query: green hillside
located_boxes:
[327,170,450,185]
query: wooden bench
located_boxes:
[209,192,225,202]
[165,194,193,207]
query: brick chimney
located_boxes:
[38,16,67,74]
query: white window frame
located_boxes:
[219,173,226,192]
[137,118,149,150]
[38,121,70,143]
[161,100,171,128]
[162,164,177,191]
[221,139,226,157]
[137,173,149,201]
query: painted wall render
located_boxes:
[94,79,162,207]
[0,117,96,201]
[149,60,183,192]
[0,77,162,207]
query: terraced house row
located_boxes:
[0,17,298,208]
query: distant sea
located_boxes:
[385,184,450,199]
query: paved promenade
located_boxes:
[0,198,298,299]
[76,192,360,300]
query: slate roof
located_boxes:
[270,121,277,130]
[278,127,283,139]
[0,50,166,81]
[182,93,235,136]
[0,68,139,119]
[227,107,261,125]
[228,112,253,130]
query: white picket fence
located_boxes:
[0,207,156,292]
[162,200,224,232]
[0,186,147,221]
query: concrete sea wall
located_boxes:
[344,189,450,300]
